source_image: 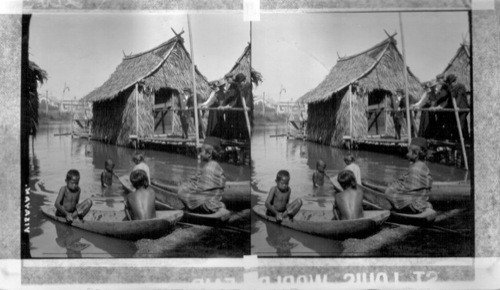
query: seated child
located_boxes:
[265,170,303,223]
[125,169,156,220]
[132,153,151,185]
[334,170,364,220]
[344,153,362,185]
[55,169,93,224]
[101,159,115,188]
[312,160,327,188]
[178,141,227,214]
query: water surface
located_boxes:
[29,121,250,258]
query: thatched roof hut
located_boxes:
[442,42,470,92]
[28,60,48,135]
[299,35,423,146]
[83,33,211,145]
[226,43,262,87]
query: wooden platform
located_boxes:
[343,135,471,168]
[129,134,250,165]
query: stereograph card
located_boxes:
[0,0,499,289]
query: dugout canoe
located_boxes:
[151,179,250,210]
[360,185,437,226]
[41,205,183,240]
[252,203,390,239]
[155,199,250,230]
[362,179,471,203]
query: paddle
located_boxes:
[114,173,135,192]
[365,199,467,236]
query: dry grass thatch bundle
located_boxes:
[442,43,470,92]
[226,43,262,87]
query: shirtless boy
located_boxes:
[55,169,93,224]
[265,170,302,222]
[101,159,115,188]
[334,170,364,220]
[125,169,156,220]
[312,160,327,188]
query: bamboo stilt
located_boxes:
[240,95,252,139]
[451,97,469,170]
[399,12,412,146]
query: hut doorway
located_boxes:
[153,88,177,135]
[366,89,392,137]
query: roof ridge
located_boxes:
[338,35,396,62]
[123,35,182,60]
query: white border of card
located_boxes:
[2,0,499,289]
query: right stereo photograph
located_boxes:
[250,11,473,257]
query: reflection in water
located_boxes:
[252,124,469,256]
[54,221,89,258]
[264,222,296,256]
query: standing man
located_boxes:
[445,74,470,142]
[178,88,190,139]
[183,87,205,139]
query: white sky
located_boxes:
[253,12,469,102]
[30,11,468,102]
[30,13,250,100]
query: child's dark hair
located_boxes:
[344,153,355,165]
[133,153,144,163]
[130,169,149,188]
[105,159,114,167]
[276,170,290,182]
[337,170,357,190]
[66,169,80,181]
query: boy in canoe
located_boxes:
[125,169,156,220]
[334,170,364,220]
[178,138,228,214]
[101,159,115,188]
[132,153,151,185]
[55,169,93,224]
[383,137,433,213]
[265,170,303,223]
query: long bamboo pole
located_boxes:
[135,83,139,140]
[187,14,200,149]
[349,84,353,140]
[451,96,469,170]
[399,12,412,146]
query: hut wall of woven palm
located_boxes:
[83,34,211,103]
[442,43,471,92]
[91,87,154,146]
[306,87,368,147]
[298,36,423,105]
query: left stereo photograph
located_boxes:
[21,13,253,258]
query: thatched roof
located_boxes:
[83,34,210,103]
[225,43,263,86]
[442,42,470,92]
[299,36,422,104]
